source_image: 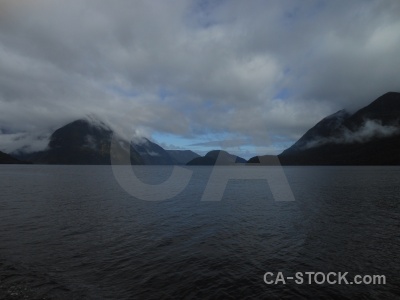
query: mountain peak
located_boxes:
[361,91,400,110]
[205,150,231,159]
[343,92,400,129]
[49,118,112,149]
[187,150,246,165]
[325,109,349,119]
[83,114,113,130]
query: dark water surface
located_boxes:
[0,165,399,299]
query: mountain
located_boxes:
[17,119,143,165]
[187,150,246,165]
[9,91,400,166]
[282,109,351,153]
[166,150,200,165]
[0,150,26,164]
[11,118,194,165]
[131,138,176,165]
[278,92,400,165]
[247,155,281,165]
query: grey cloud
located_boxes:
[0,0,399,155]
[0,132,50,154]
[146,151,161,157]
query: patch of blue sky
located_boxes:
[186,0,227,29]
[194,131,236,143]
[151,130,254,156]
[202,99,214,109]
[151,129,292,159]
[190,132,255,156]
[281,5,301,29]
[151,132,194,150]
[308,0,327,18]
[274,88,291,100]
[281,0,325,28]
[158,86,174,101]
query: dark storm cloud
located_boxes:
[0,0,399,153]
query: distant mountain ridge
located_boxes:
[4,91,400,165]
[167,150,200,165]
[187,150,246,165]
[0,150,25,164]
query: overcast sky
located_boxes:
[1,0,400,158]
